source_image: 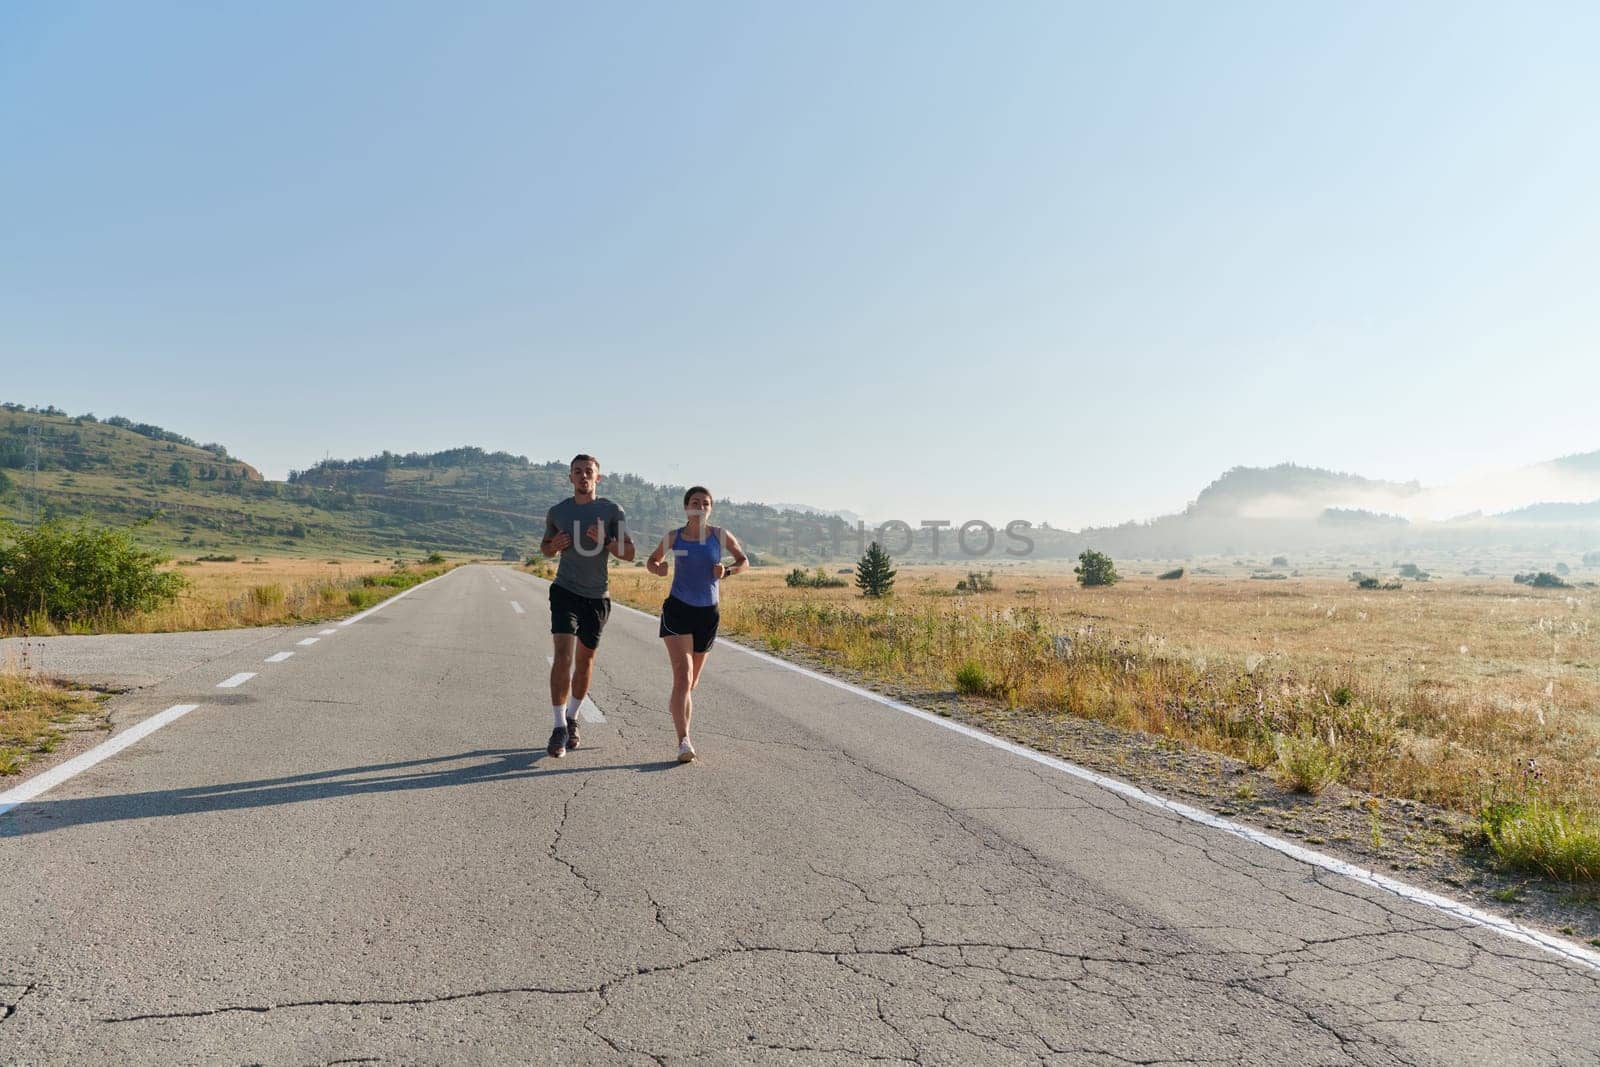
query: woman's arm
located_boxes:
[715,528,749,579]
[646,530,674,577]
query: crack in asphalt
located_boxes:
[550,774,601,902]
[99,985,600,1024]
[0,982,36,1024]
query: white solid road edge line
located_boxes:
[216,672,256,689]
[339,568,458,626]
[0,704,201,817]
[602,595,1600,975]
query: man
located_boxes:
[540,453,635,758]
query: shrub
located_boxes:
[1074,549,1118,587]
[1157,567,1184,580]
[1271,732,1343,795]
[954,660,991,695]
[0,521,186,625]
[786,566,845,589]
[956,571,997,593]
[249,584,285,610]
[1481,798,1600,881]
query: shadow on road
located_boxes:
[0,749,681,838]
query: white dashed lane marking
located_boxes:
[510,601,526,615]
[2,567,465,823]
[319,629,338,636]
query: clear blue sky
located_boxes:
[3,1,1596,527]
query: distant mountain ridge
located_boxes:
[2,401,1597,560]
[1186,464,1422,519]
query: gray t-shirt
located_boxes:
[545,497,626,599]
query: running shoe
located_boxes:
[547,725,568,759]
[677,737,696,763]
[566,716,582,750]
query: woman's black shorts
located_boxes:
[659,595,720,653]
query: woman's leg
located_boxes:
[688,651,709,691]
[663,634,696,741]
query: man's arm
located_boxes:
[540,510,570,557]
[608,510,637,562]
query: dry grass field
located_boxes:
[1,556,454,636]
[607,562,1600,877]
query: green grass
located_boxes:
[954,660,992,696]
[0,671,102,776]
[1271,731,1344,795]
[1482,798,1600,882]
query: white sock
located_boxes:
[552,705,567,728]
[566,696,584,722]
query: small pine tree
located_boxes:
[1074,549,1118,587]
[856,541,896,598]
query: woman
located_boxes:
[645,486,748,762]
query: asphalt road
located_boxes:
[2,564,1598,1065]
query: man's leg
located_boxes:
[570,641,598,704]
[547,634,578,757]
[550,634,577,707]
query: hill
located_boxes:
[3,402,1598,566]
[0,405,874,560]
[1186,464,1421,519]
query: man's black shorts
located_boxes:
[550,582,610,649]
[659,594,719,653]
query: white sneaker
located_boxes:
[677,738,696,763]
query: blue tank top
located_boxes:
[669,526,722,608]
